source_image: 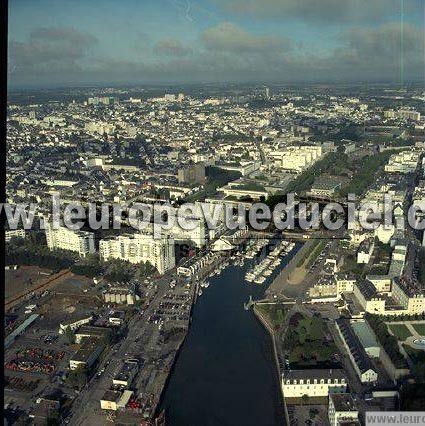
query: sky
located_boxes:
[7,0,425,87]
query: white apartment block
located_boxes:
[5,229,26,242]
[385,151,420,174]
[99,233,175,275]
[282,369,347,399]
[147,203,208,248]
[397,110,421,121]
[170,217,207,248]
[269,145,322,172]
[45,223,95,257]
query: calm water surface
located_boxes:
[161,248,297,426]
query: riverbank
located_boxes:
[160,261,284,425]
[253,303,290,426]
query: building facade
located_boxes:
[282,369,347,399]
[45,223,95,257]
[99,232,175,275]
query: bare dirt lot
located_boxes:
[36,275,102,330]
[5,266,53,301]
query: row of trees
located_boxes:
[417,248,425,286]
[73,256,156,282]
[365,314,407,368]
[339,151,392,197]
[7,236,156,282]
[266,151,350,208]
[6,236,75,272]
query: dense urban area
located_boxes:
[4,84,425,426]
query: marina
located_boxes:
[160,244,295,426]
[245,240,296,285]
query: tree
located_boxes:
[137,260,156,279]
[309,408,319,419]
[104,259,133,282]
[67,365,88,389]
[411,363,425,383]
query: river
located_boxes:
[160,246,298,426]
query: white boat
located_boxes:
[198,289,203,297]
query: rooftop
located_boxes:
[283,368,346,381]
[330,393,358,412]
[101,390,122,403]
[71,338,104,362]
[336,319,376,374]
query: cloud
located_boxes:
[9,26,98,77]
[153,38,192,56]
[212,0,415,23]
[30,27,98,46]
[327,22,425,80]
[8,21,424,86]
[201,22,291,52]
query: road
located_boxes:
[68,271,192,425]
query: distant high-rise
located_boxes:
[178,162,206,185]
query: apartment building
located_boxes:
[269,144,322,172]
[99,233,175,275]
[5,228,26,242]
[385,151,420,174]
[45,223,95,257]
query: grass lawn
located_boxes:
[256,303,286,331]
[412,323,425,336]
[389,324,412,341]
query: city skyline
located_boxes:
[3,2,425,425]
[8,0,425,87]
